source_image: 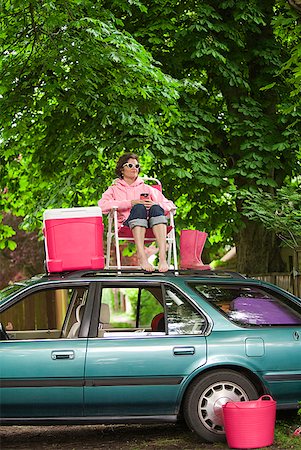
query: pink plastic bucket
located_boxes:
[222,395,276,449]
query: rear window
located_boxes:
[190,284,301,327]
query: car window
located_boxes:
[98,286,164,337]
[165,287,207,335]
[0,287,89,340]
[191,284,301,327]
[97,284,206,337]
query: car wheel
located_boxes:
[183,369,258,443]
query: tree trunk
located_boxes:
[235,218,285,274]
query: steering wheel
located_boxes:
[0,322,10,340]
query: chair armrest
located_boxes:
[108,206,119,217]
[167,208,176,217]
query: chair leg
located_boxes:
[115,238,121,270]
[113,210,121,270]
[171,229,178,270]
[169,212,178,270]
[106,217,112,269]
[167,238,172,267]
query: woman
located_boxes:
[99,153,176,272]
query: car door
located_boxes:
[0,283,92,419]
[192,282,301,408]
[84,282,209,417]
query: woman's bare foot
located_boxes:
[158,259,169,272]
[139,257,154,272]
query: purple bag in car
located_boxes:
[230,297,300,325]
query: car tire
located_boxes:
[183,369,258,443]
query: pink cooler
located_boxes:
[43,207,104,273]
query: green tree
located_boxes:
[243,184,301,249]
[121,0,301,272]
[0,0,178,233]
[1,0,301,275]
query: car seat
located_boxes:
[151,312,165,332]
[98,303,111,336]
[67,303,85,338]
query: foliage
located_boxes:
[124,0,301,270]
[274,415,301,449]
[0,214,44,289]
[102,287,161,326]
[126,288,162,326]
[0,0,179,233]
[0,214,16,251]
[1,0,301,273]
[242,184,301,248]
[276,1,301,100]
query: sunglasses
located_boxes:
[122,163,140,169]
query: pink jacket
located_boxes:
[98,177,176,228]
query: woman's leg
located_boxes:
[131,226,154,271]
[124,204,154,271]
[152,224,168,272]
[149,205,168,272]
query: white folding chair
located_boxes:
[105,177,178,270]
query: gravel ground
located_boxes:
[1,413,299,450]
[0,423,226,450]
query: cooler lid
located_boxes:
[43,207,102,220]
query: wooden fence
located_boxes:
[252,273,301,298]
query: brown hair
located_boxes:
[115,153,140,178]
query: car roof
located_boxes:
[41,269,248,282]
[0,270,248,307]
[31,270,299,301]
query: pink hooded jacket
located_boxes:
[98,177,176,228]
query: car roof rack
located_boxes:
[45,269,247,280]
[179,270,247,279]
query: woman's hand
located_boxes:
[131,199,141,206]
[143,198,155,208]
[131,199,155,208]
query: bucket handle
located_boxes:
[259,395,274,402]
[224,395,274,408]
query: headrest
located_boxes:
[100,303,110,324]
[75,303,85,322]
[151,312,165,331]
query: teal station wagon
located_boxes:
[0,270,301,443]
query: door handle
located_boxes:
[51,351,75,360]
[173,346,195,356]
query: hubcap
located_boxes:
[197,381,249,434]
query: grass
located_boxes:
[0,411,300,449]
[273,412,301,450]
[120,411,301,450]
